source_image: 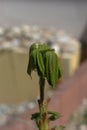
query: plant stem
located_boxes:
[38,77,49,130]
[39,77,45,105]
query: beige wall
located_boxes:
[0,50,50,104]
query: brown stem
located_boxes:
[39,77,45,105]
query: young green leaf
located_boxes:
[48,111,61,121]
[29,43,39,55]
[31,112,41,127]
[36,51,45,77]
[52,125,65,130]
[39,44,50,52]
[27,50,38,76]
[27,43,62,86]
[44,51,59,87]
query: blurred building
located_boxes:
[0,25,81,103]
[0,0,87,38]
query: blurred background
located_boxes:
[0,0,87,130]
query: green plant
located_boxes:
[27,43,65,130]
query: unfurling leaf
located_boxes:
[48,111,61,121]
[31,112,40,120]
[27,50,37,76]
[44,51,60,87]
[51,125,65,130]
[31,112,41,126]
[36,51,45,77]
[27,43,62,87]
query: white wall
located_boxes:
[0,0,87,38]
